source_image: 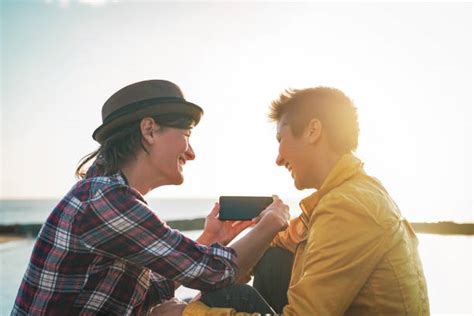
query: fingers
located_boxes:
[271,195,284,208]
[257,195,291,230]
[234,220,253,231]
[150,298,187,316]
[208,202,220,218]
[230,220,252,232]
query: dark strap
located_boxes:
[103,97,188,124]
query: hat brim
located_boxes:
[92,101,203,142]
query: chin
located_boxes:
[174,177,184,185]
[293,177,308,191]
[294,182,305,190]
[168,173,184,186]
[293,178,302,190]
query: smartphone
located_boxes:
[218,196,273,220]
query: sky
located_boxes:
[1,1,472,223]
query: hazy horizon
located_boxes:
[1,2,472,224]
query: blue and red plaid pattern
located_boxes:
[12,165,237,315]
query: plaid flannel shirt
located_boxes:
[12,165,237,315]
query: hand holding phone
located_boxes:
[256,195,290,232]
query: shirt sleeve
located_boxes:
[146,271,176,302]
[282,195,389,316]
[78,183,237,292]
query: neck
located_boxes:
[312,149,343,190]
[120,154,166,196]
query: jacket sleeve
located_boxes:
[282,195,389,316]
[270,217,305,254]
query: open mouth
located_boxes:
[285,164,294,178]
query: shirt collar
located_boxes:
[114,171,128,186]
[85,160,127,185]
[113,170,147,204]
[299,154,364,219]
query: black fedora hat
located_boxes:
[92,79,204,142]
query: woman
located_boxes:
[12,80,289,315]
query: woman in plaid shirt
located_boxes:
[12,80,290,315]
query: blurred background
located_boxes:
[1,1,472,315]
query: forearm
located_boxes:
[230,221,281,282]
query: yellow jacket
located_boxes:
[184,154,429,315]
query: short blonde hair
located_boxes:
[269,87,359,154]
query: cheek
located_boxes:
[282,141,296,158]
[288,143,305,168]
[173,138,186,153]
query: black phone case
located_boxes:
[218,196,273,220]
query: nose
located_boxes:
[276,153,284,166]
[185,144,196,161]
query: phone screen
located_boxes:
[219,196,273,220]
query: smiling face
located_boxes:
[276,114,315,190]
[149,126,195,186]
[270,87,358,191]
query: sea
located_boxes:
[0,199,472,315]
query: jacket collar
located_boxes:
[299,154,364,221]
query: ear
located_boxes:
[304,118,322,144]
[140,117,156,145]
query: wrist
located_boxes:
[196,231,215,246]
[257,215,285,235]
